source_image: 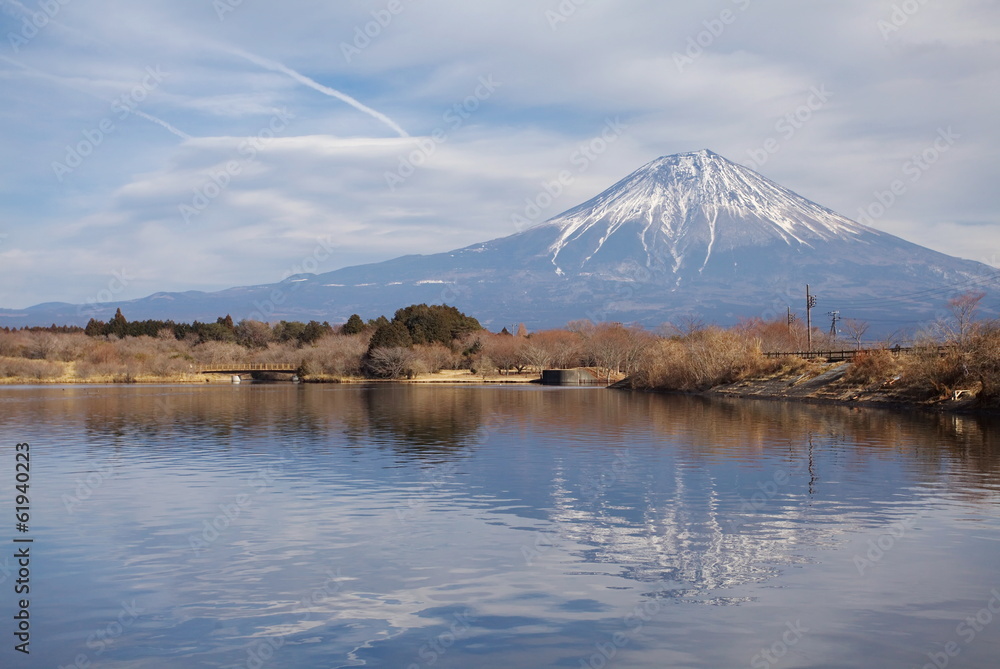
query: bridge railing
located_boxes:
[763,346,951,361]
[195,363,298,373]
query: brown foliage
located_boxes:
[629,327,773,391]
[844,349,899,384]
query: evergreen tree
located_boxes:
[85,318,106,337]
[300,320,331,345]
[108,308,129,338]
[367,321,412,353]
[342,314,365,335]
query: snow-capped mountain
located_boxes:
[4,150,998,332]
[539,150,870,280]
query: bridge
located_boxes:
[195,363,298,374]
[763,346,950,362]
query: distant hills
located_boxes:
[4,150,998,334]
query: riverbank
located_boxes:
[616,358,994,413]
[0,359,542,385]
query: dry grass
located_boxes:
[844,349,901,385]
[629,328,779,391]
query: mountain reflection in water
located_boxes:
[2,384,998,668]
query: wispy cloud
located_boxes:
[132,110,191,140]
[227,46,409,138]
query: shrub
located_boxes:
[0,358,64,380]
[629,328,772,391]
[844,349,900,384]
[366,347,418,379]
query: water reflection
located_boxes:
[2,385,999,668]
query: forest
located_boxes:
[1,294,998,403]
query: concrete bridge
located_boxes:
[195,363,298,374]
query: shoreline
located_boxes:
[614,360,998,415]
[0,369,544,386]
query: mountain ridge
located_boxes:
[3,150,998,334]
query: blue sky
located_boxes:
[0,0,997,308]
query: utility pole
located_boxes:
[806,285,816,351]
[827,311,840,339]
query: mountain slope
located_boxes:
[3,150,998,332]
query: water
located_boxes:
[2,384,999,668]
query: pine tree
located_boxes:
[108,308,128,338]
[342,314,365,335]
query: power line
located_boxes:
[835,275,998,308]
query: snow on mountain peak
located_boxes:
[541,150,874,277]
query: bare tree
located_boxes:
[481,333,527,374]
[585,322,648,382]
[842,319,870,350]
[366,346,417,379]
[235,319,273,349]
[521,341,553,373]
[947,291,986,346]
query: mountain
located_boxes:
[3,150,998,333]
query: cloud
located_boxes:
[0,0,997,308]
[225,46,410,138]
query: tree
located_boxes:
[391,304,482,346]
[368,315,390,330]
[947,291,986,346]
[481,333,527,374]
[585,322,650,382]
[235,320,273,349]
[300,320,332,345]
[342,314,365,335]
[842,319,870,351]
[195,322,237,343]
[367,321,412,353]
[366,346,417,379]
[108,308,129,338]
[85,318,106,337]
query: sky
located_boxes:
[0,0,998,309]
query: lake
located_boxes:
[2,384,999,668]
